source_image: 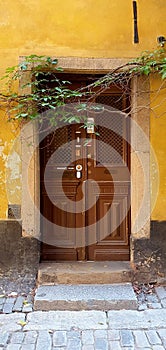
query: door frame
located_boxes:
[20,57,151,263]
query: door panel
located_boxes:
[85,93,130,260]
[40,78,130,261]
[40,123,86,261]
[87,184,130,260]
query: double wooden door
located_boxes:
[40,86,130,261]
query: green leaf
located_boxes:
[51,59,58,64]
[0,74,9,80]
[62,80,71,84]
[55,87,62,93]
[161,70,166,79]
[27,54,45,59]
[68,116,81,123]
[20,113,28,117]
[56,67,63,71]
[46,57,52,63]
[5,66,17,73]
[19,63,28,70]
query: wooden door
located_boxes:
[86,93,130,260]
[40,83,130,261]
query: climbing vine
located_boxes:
[0,48,165,127]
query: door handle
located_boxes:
[56,167,67,170]
[76,164,82,179]
[56,166,74,170]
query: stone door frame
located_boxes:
[20,57,151,262]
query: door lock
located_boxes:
[76,164,82,179]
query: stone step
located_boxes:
[38,261,133,285]
[34,283,137,311]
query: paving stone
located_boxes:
[27,295,33,304]
[36,331,52,350]
[109,341,121,350]
[22,303,33,313]
[138,303,148,311]
[157,329,166,346]
[0,331,10,346]
[6,345,21,350]
[120,330,134,347]
[0,313,25,332]
[82,346,94,350]
[6,297,16,304]
[145,294,159,303]
[94,330,107,338]
[20,345,35,350]
[67,330,81,339]
[0,298,5,305]
[161,299,166,308]
[137,292,146,303]
[95,337,108,350]
[147,302,162,309]
[3,303,14,314]
[108,309,166,329]
[146,330,162,345]
[155,287,166,300]
[108,330,120,340]
[34,284,137,311]
[23,331,38,344]
[133,330,150,347]
[53,331,67,347]
[13,297,24,312]
[152,346,165,350]
[82,330,94,344]
[25,311,107,331]
[67,338,81,350]
[10,332,25,344]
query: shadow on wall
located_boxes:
[0,220,40,274]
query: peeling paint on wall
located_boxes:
[6,151,21,180]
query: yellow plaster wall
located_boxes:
[0,0,166,218]
[0,0,165,59]
[0,111,21,218]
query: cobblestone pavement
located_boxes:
[0,272,36,295]
[0,309,166,349]
[1,282,166,314]
[0,277,166,349]
[0,271,36,314]
[135,284,166,310]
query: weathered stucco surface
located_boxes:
[0,1,165,276]
[0,0,165,57]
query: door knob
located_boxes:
[76,164,82,179]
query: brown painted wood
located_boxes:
[40,123,86,261]
[40,74,130,261]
